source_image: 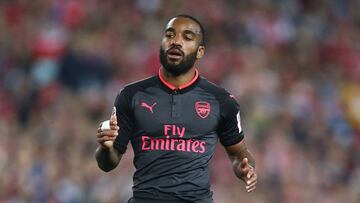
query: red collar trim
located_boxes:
[158,68,199,90]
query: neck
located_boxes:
[161,67,197,89]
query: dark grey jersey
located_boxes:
[114,70,244,203]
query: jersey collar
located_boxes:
[158,68,199,91]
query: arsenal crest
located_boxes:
[195,101,211,119]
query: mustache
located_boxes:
[166,46,184,56]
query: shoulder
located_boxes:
[198,76,234,100]
[119,76,158,98]
[198,77,240,114]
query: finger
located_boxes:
[247,174,257,185]
[110,107,117,124]
[240,158,249,169]
[105,131,118,137]
[110,125,120,130]
[98,136,112,143]
[97,127,102,133]
[246,180,257,189]
[97,131,118,138]
[247,185,256,193]
[247,183,257,192]
[98,132,118,140]
[101,135,118,143]
[96,132,102,138]
[239,165,250,175]
[247,169,254,179]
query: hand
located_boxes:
[238,158,257,193]
[96,107,119,148]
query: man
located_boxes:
[95,14,257,203]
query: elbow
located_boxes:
[94,146,121,172]
[97,162,116,172]
[100,167,113,173]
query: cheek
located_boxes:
[183,45,199,56]
[161,39,170,48]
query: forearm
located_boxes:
[95,145,122,172]
[225,141,255,179]
[232,149,255,178]
[232,148,255,168]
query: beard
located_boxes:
[159,46,198,76]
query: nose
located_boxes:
[170,34,183,47]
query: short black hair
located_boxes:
[172,14,205,46]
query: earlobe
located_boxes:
[197,46,205,59]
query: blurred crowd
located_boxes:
[1,0,360,202]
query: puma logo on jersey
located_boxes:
[141,102,157,113]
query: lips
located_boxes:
[166,48,184,60]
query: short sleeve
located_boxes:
[217,93,244,146]
[113,88,134,154]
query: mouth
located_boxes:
[166,48,184,61]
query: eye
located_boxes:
[184,34,193,41]
[165,32,175,38]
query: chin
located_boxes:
[167,59,182,65]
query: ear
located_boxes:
[196,46,205,59]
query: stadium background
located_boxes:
[1,0,360,202]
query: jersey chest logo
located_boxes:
[195,101,211,119]
[141,101,157,113]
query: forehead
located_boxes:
[165,17,201,34]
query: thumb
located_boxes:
[110,107,117,124]
[240,158,248,167]
[240,158,249,170]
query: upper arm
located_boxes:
[217,92,244,146]
[113,88,134,154]
[215,92,255,166]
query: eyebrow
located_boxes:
[165,27,200,35]
[184,30,196,35]
[165,28,175,32]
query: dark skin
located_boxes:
[95,16,257,192]
[160,17,205,84]
[95,111,121,172]
[226,141,257,192]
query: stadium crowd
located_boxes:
[1,0,360,202]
